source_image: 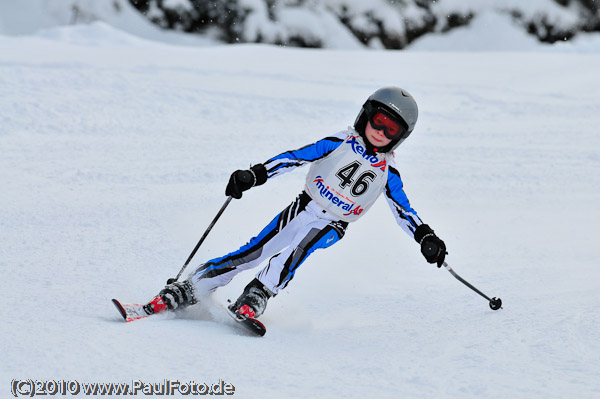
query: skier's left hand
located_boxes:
[420,234,447,267]
[414,224,447,267]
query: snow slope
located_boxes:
[1,24,599,399]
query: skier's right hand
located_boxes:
[226,169,255,199]
[225,164,268,199]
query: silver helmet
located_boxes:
[354,86,419,152]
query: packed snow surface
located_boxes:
[1,23,599,399]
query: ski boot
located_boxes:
[229,278,273,319]
[144,280,197,315]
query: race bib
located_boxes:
[305,134,389,222]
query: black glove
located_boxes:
[414,224,447,267]
[225,164,268,199]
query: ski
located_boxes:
[112,298,266,336]
[224,303,267,337]
[112,298,153,322]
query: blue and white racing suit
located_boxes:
[188,129,423,296]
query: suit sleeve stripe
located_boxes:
[263,135,344,179]
[385,165,423,237]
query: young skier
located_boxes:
[145,86,447,320]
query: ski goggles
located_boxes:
[367,109,407,140]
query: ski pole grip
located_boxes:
[422,242,438,257]
[237,170,253,184]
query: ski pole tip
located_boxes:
[489,297,502,311]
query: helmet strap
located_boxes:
[355,113,378,155]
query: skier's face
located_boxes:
[365,121,393,148]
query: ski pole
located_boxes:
[167,171,252,284]
[442,261,503,310]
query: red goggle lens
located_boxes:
[369,111,404,139]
